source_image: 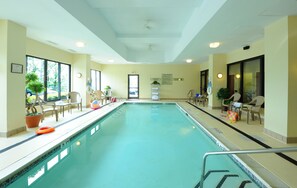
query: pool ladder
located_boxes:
[197,147,297,188]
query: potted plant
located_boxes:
[104,85,112,96]
[217,88,230,101]
[217,88,231,111]
[25,73,44,128]
[151,80,160,85]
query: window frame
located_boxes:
[26,55,71,102]
[128,74,139,99]
[90,69,101,91]
[227,55,264,103]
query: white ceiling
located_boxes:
[1,0,297,64]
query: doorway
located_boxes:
[200,70,208,95]
[128,74,139,99]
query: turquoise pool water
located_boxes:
[6,103,259,187]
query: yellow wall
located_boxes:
[0,20,26,135]
[200,61,209,71]
[26,38,73,64]
[101,64,200,99]
[265,17,289,136]
[287,16,297,137]
[72,54,90,106]
[90,61,102,71]
[208,54,227,108]
[226,39,264,64]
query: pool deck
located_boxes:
[0,100,297,187]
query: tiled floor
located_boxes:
[178,101,297,188]
[0,100,297,187]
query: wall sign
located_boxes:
[11,63,23,74]
[162,74,173,85]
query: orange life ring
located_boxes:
[36,126,55,135]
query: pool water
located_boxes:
[7,103,259,187]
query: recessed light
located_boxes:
[108,59,114,63]
[75,41,85,48]
[209,42,220,48]
[186,59,192,63]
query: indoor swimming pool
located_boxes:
[2,103,263,187]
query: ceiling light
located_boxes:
[186,59,192,63]
[75,41,85,48]
[209,42,220,48]
[108,59,114,63]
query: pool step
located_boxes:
[195,170,256,188]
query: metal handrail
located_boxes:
[199,147,297,188]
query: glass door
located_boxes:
[128,74,139,99]
[200,70,208,95]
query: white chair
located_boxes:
[242,96,264,124]
[68,92,82,112]
[187,89,196,103]
[221,92,241,112]
[38,97,58,122]
[94,90,107,105]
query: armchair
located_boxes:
[187,89,196,103]
[68,92,82,112]
[221,92,241,112]
[242,96,264,124]
[38,97,58,122]
[94,90,107,105]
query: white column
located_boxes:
[208,54,227,108]
[0,20,26,137]
[264,16,297,143]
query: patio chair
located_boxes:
[38,97,58,122]
[242,96,264,124]
[221,92,241,112]
[187,89,196,103]
[197,93,208,106]
[94,90,107,105]
[68,92,82,111]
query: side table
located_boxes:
[231,102,242,120]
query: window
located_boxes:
[227,55,264,103]
[26,56,71,101]
[90,69,101,91]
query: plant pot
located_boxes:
[26,114,42,128]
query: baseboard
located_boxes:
[264,128,297,143]
[0,126,26,137]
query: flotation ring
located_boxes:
[36,126,55,135]
[207,80,212,95]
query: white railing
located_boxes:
[199,147,297,188]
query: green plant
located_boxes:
[151,81,160,85]
[26,73,44,115]
[104,85,112,96]
[217,88,230,100]
[104,85,111,90]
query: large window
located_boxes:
[90,69,101,91]
[227,55,264,103]
[26,56,71,101]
